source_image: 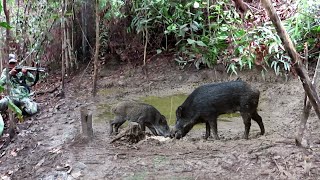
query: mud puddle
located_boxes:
[94,93,242,134]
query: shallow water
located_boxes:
[140,94,188,125]
[95,93,240,129]
[141,94,240,129]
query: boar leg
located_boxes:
[251,111,265,135]
[110,116,126,134]
[241,112,251,139]
[204,122,211,140]
[205,116,219,140]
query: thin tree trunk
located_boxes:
[81,1,87,62]
[16,0,20,40]
[71,1,78,69]
[15,0,23,58]
[3,0,15,138]
[21,1,31,58]
[61,0,66,96]
[262,0,320,120]
[64,0,69,75]
[92,0,100,96]
[142,29,149,80]
[66,14,74,71]
[3,0,11,54]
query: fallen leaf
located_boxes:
[56,163,72,173]
[34,158,45,170]
[71,170,83,178]
[10,151,17,157]
[1,175,10,180]
[49,147,62,154]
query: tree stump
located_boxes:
[110,122,145,144]
[80,107,93,139]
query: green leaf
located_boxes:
[195,40,207,47]
[8,99,23,120]
[217,35,228,40]
[268,42,279,54]
[220,26,228,32]
[65,12,73,16]
[167,24,177,31]
[190,23,198,31]
[0,22,12,29]
[234,29,245,38]
[311,25,320,33]
[0,85,4,93]
[187,38,196,45]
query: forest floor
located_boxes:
[1,57,320,180]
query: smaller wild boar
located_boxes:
[109,101,170,137]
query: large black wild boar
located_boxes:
[109,101,170,137]
[171,80,265,139]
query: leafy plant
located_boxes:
[129,0,319,76]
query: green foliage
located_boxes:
[0,85,23,120]
[100,0,125,19]
[129,0,320,76]
[0,1,61,64]
[8,99,23,120]
[220,0,319,76]
[0,2,12,29]
[0,22,12,29]
[130,0,242,69]
[285,0,320,52]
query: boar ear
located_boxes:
[176,106,183,118]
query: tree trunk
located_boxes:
[3,0,11,54]
[81,1,87,62]
[64,0,69,75]
[21,1,31,58]
[262,0,320,120]
[61,0,66,97]
[3,0,15,138]
[92,0,100,96]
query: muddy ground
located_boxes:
[1,58,320,180]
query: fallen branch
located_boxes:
[110,122,145,144]
[247,144,275,154]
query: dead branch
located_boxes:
[110,122,145,144]
[247,144,275,154]
[296,54,320,146]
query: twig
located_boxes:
[273,159,294,179]
[247,144,275,154]
[35,85,59,95]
